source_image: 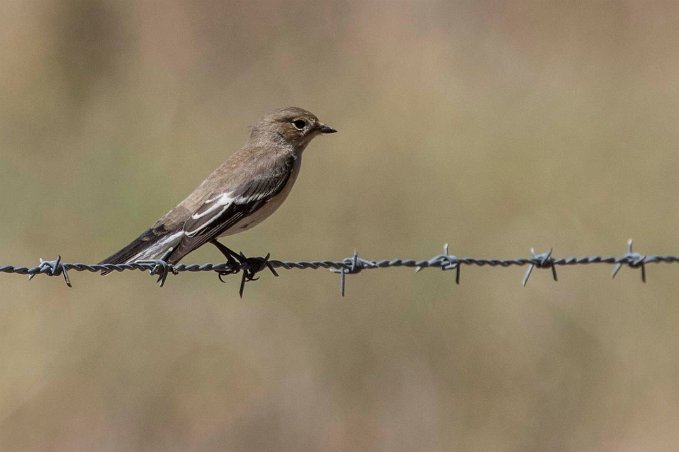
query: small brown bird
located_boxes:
[100,107,336,269]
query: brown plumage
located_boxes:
[99,107,336,270]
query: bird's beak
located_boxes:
[318,123,337,134]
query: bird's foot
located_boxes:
[210,239,242,271]
[237,252,278,281]
[213,247,278,297]
[234,252,278,298]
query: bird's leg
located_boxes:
[210,239,241,269]
[210,240,278,297]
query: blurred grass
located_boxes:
[2,0,679,450]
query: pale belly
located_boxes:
[219,158,301,236]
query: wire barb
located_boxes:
[438,243,461,284]
[611,239,647,282]
[330,250,366,297]
[28,255,72,287]
[522,248,558,287]
[137,259,178,287]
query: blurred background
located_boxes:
[2,0,679,450]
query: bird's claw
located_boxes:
[215,252,278,297]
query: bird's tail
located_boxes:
[98,228,184,275]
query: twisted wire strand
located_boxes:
[1,240,675,296]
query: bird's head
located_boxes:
[250,107,337,151]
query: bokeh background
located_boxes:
[2,1,679,450]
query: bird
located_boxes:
[99,107,336,272]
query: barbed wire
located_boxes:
[0,240,675,297]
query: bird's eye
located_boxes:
[292,119,307,130]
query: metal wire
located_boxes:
[1,240,675,297]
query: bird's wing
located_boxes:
[166,156,295,263]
